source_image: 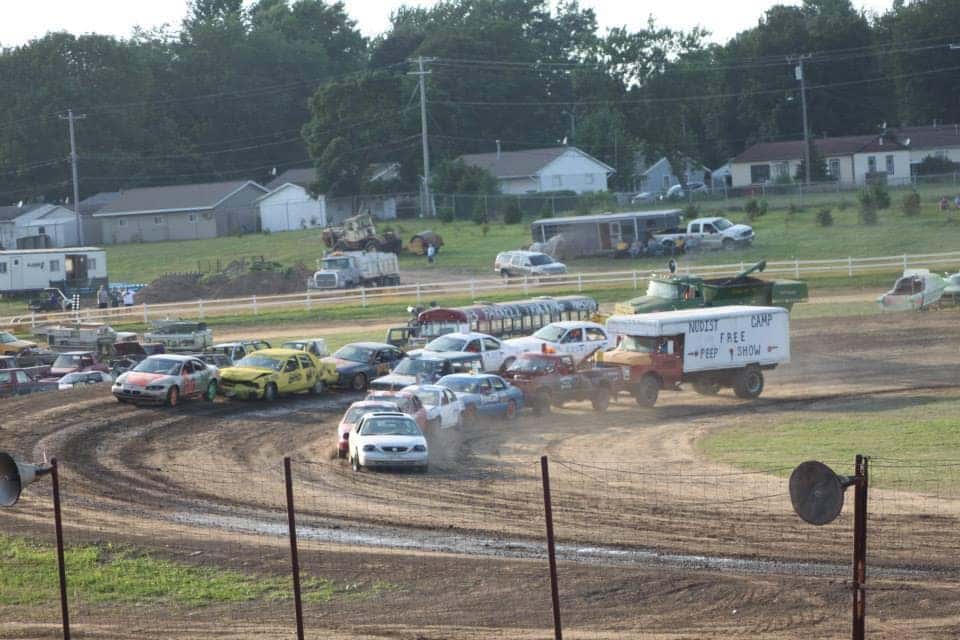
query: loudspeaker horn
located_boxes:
[0,451,53,507]
[789,460,854,526]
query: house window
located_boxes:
[662,175,670,189]
[750,164,771,183]
[188,214,197,222]
[49,260,60,272]
[117,219,126,227]
[552,176,562,188]
[775,161,790,178]
[0,262,6,274]
[88,258,96,270]
[885,155,895,175]
[37,226,45,235]
[585,174,594,184]
[154,216,164,225]
[867,156,877,173]
[828,159,840,179]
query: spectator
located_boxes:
[939,196,950,211]
[426,242,437,264]
[96,285,109,309]
[122,289,135,307]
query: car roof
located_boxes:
[428,331,494,341]
[440,373,499,381]
[349,400,400,409]
[359,411,411,420]
[401,384,446,393]
[342,341,394,349]
[367,389,414,398]
[249,348,309,357]
[411,350,482,361]
[57,350,96,356]
[498,250,546,257]
[145,354,197,362]
[545,320,603,329]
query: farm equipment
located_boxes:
[321,214,402,255]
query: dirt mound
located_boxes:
[136,263,313,304]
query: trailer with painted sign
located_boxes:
[602,305,789,406]
[0,247,107,295]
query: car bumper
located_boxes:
[112,385,168,403]
[358,451,428,467]
[219,382,264,399]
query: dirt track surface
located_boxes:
[3,310,960,638]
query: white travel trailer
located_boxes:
[0,247,108,294]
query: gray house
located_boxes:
[635,157,709,194]
[94,180,267,244]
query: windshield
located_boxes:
[412,389,440,407]
[234,355,283,371]
[0,332,18,344]
[322,258,351,270]
[419,321,463,339]
[394,358,440,376]
[53,354,82,368]
[507,356,556,374]
[425,336,466,352]
[360,417,421,437]
[533,325,566,342]
[647,280,680,299]
[334,345,373,363]
[345,404,395,423]
[620,336,658,353]
[713,218,733,230]
[133,358,182,375]
[528,254,553,266]
[442,377,481,393]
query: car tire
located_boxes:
[418,464,429,474]
[351,454,361,472]
[532,390,552,415]
[591,386,610,412]
[204,381,217,402]
[500,269,510,282]
[634,375,660,407]
[166,386,179,407]
[504,399,518,420]
[263,383,278,402]
[336,448,346,460]
[722,237,734,250]
[463,405,478,427]
[350,373,367,392]
[733,366,764,399]
[310,380,326,395]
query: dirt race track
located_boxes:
[3,311,960,639]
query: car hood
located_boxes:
[728,224,754,236]
[504,337,547,353]
[371,373,418,389]
[120,371,174,387]
[220,367,274,382]
[3,338,37,351]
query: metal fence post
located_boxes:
[416,284,422,304]
[540,456,563,640]
[360,287,367,308]
[848,257,853,277]
[470,280,476,299]
[903,254,908,270]
[795,259,800,279]
[305,291,312,310]
[283,457,306,640]
[523,275,529,294]
[577,273,583,292]
[198,299,204,320]
[252,295,258,315]
[50,458,71,640]
[632,271,638,289]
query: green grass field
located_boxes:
[698,392,960,490]
[0,536,392,606]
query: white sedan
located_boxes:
[504,321,613,363]
[402,384,463,429]
[348,412,429,472]
[416,331,521,372]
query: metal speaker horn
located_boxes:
[0,451,52,507]
[789,460,853,526]
[667,259,678,274]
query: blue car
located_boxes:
[321,342,405,391]
[437,373,524,425]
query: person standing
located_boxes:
[426,242,437,264]
[122,289,135,307]
[97,285,109,309]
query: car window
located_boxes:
[478,380,492,393]
[80,356,93,367]
[562,329,582,343]
[15,371,30,383]
[182,361,194,374]
[444,389,456,403]
[410,395,423,410]
[465,340,481,353]
[585,328,606,342]
[0,372,10,384]
[703,224,717,233]
[284,358,299,372]
[482,337,500,351]
[297,355,313,369]
[689,223,700,233]
[490,377,507,391]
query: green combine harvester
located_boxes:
[614,260,808,315]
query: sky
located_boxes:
[0,0,895,49]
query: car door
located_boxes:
[701,222,719,248]
[373,349,395,376]
[560,327,585,357]
[179,360,198,397]
[584,327,610,356]
[14,370,32,394]
[476,378,499,409]
[297,354,317,386]
[481,337,505,372]
[191,359,211,394]
[438,388,458,427]
[283,357,303,390]
[488,376,511,412]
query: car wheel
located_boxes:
[634,375,660,407]
[504,399,517,420]
[591,386,610,412]
[500,269,510,282]
[463,405,477,427]
[722,237,734,250]
[350,373,367,392]
[310,380,326,395]
[733,366,764,399]
[166,386,179,407]
[263,383,278,402]
[204,381,217,401]
[351,454,361,472]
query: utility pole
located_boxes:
[562,110,575,144]
[789,54,813,185]
[60,109,86,245]
[408,56,436,217]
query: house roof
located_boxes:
[0,203,44,222]
[457,146,613,179]
[266,168,316,191]
[893,125,960,150]
[79,192,121,216]
[93,180,267,217]
[733,135,907,163]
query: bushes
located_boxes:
[858,185,887,225]
[816,208,834,227]
[502,197,523,224]
[438,207,454,223]
[683,204,700,220]
[744,198,768,221]
[901,190,921,217]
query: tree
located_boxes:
[431,159,499,195]
[795,139,829,182]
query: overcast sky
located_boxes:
[0,0,895,48]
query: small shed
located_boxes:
[530,210,682,256]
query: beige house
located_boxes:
[457,146,614,195]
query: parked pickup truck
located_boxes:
[0,355,50,380]
[615,261,807,315]
[654,217,754,251]
[0,368,55,396]
[308,251,400,289]
[602,306,790,407]
[501,352,624,415]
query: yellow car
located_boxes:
[218,348,338,401]
[0,330,37,355]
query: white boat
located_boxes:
[877,269,947,311]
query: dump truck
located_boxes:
[321,214,402,254]
[602,305,790,407]
[308,251,400,289]
[615,261,807,315]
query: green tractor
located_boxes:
[615,260,808,315]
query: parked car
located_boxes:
[281,339,328,358]
[207,340,271,365]
[364,390,429,430]
[416,332,522,373]
[348,412,429,472]
[662,182,708,200]
[58,371,113,391]
[336,400,402,459]
[370,352,483,391]
[49,351,110,378]
[0,330,38,356]
[494,250,567,280]
[322,342,405,391]
[401,384,463,429]
[112,354,219,406]
[437,373,524,425]
[144,320,213,352]
[219,348,337,401]
[504,321,613,364]
[0,368,53,396]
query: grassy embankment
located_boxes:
[0,536,392,606]
[698,393,960,490]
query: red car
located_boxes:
[336,400,401,458]
[364,390,429,431]
[48,351,110,378]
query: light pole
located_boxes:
[562,110,575,144]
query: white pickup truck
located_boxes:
[654,217,755,251]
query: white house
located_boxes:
[257,183,327,233]
[730,134,911,187]
[891,124,960,171]
[0,203,81,250]
[457,146,614,195]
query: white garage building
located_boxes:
[256,182,327,233]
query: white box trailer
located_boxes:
[0,247,108,295]
[603,306,790,406]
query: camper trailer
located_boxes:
[0,247,107,295]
